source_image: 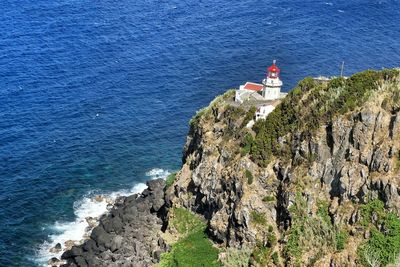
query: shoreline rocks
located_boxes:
[60,179,168,267]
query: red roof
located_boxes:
[268,63,280,73]
[243,82,263,91]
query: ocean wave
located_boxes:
[36,168,170,266]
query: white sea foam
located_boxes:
[36,168,170,266]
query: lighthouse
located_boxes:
[262,60,283,100]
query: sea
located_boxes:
[0,0,399,266]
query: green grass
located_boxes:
[165,172,177,189]
[169,207,205,235]
[156,207,221,267]
[357,200,400,266]
[157,230,220,267]
[271,252,282,267]
[335,230,348,251]
[284,193,338,265]
[316,201,331,226]
[262,195,275,202]
[245,170,253,185]
[250,243,271,266]
[250,211,266,225]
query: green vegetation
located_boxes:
[250,238,280,266]
[157,230,220,267]
[245,69,399,166]
[165,172,177,189]
[241,106,257,128]
[335,230,348,251]
[284,193,347,265]
[268,225,274,232]
[271,252,281,267]
[357,200,400,266]
[169,207,205,235]
[271,251,282,267]
[267,232,277,247]
[241,132,254,156]
[189,89,236,127]
[250,211,266,225]
[157,207,220,267]
[262,195,275,202]
[219,247,252,267]
[316,201,331,225]
[394,150,400,172]
[250,244,271,266]
[189,107,208,127]
[245,169,253,185]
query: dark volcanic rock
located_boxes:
[62,179,168,267]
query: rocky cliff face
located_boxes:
[61,69,400,267]
[165,70,400,266]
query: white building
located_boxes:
[235,82,265,103]
[255,105,275,121]
[235,60,286,103]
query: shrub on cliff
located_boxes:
[284,193,340,265]
[358,200,400,266]
[165,172,177,189]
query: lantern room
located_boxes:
[267,60,280,79]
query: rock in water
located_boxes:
[49,243,62,253]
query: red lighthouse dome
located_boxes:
[267,60,280,78]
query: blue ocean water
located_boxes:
[0,0,399,265]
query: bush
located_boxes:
[336,230,348,251]
[271,251,281,267]
[267,232,277,247]
[284,194,336,265]
[359,199,385,227]
[250,243,271,266]
[316,201,331,226]
[245,170,253,185]
[165,172,177,189]
[268,225,274,232]
[241,133,254,156]
[358,200,400,266]
[251,211,266,225]
[262,195,275,202]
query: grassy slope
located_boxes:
[156,207,220,267]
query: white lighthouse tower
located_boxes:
[262,60,283,100]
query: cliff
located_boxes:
[163,69,400,266]
[61,68,400,267]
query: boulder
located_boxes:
[49,243,62,253]
[61,246,83,259]
[110,235,123,252]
